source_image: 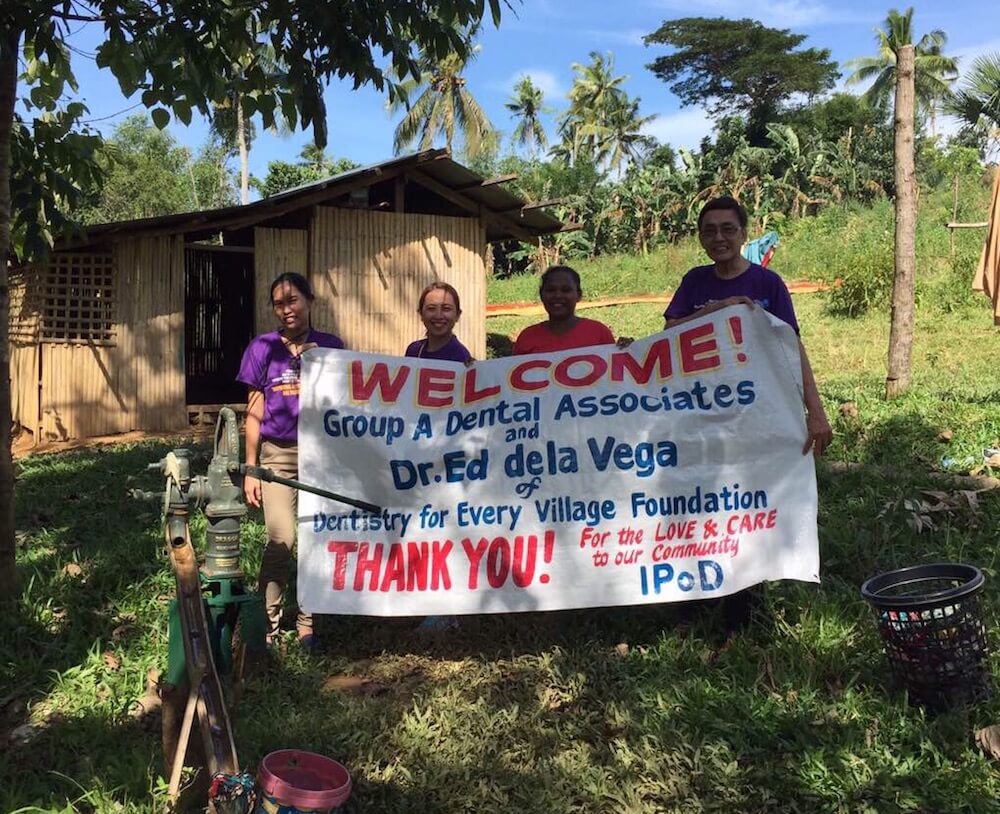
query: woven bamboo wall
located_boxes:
[307,208,486,357]
[253,227,308,333]
[118,235,186,432]
[37,236,186,441]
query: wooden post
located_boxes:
[951,175,959,259]
[0,28,21,596]
[886,44,916,400]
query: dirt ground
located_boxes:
[13,425,215,460]
[485,280,832,317]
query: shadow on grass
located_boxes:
[6,417,1000,812]
[2,441,206,808]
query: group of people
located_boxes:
[237,195,832,649]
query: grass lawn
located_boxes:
[4,286,1000,812]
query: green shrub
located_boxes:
[926,241,984,313]
[824,242,895,317]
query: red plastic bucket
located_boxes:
[256,749,352,814]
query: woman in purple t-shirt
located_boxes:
[405,282,472,363]
[237,272,344,651]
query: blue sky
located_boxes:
[45,0,1000,193]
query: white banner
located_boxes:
[297,306,819,615]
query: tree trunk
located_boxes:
[0,29,21,597]
[886,44,917,400]
[237,97,249,205]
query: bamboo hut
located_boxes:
[9,150,568,444]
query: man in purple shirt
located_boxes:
[664,196,831,456]
[664,197,831,638]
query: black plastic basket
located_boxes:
[861,563,992,711]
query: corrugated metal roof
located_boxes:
[62,149,568,248]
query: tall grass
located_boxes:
[489,181,993,318]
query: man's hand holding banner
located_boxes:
[297,306,819,616]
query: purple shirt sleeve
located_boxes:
[664,273,695,320]
[237,336,270,390]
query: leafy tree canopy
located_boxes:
[74,114,237,224]
[644,17,839,143]
[253,147,360,198]
[5,0,508,261]
[780,93,888,143]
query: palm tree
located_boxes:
[505,76,548,156]
[557,51,629,167]
[390,49,494,159]
[845,7,959,136]
[947,53,1000,136]
[210,38,290,204]
[578,95,655,175]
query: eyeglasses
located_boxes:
[699,224,742,238]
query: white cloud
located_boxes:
[494,69,566,100]
[952,37,1000,75]
[642,108,715,150]
[572,28,648,47]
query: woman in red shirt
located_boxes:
[513,265,616,354]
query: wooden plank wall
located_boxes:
[254,228,308,333]
[38,236,186,440]
[308,208,487,357]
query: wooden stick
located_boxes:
[167,667,205,800]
